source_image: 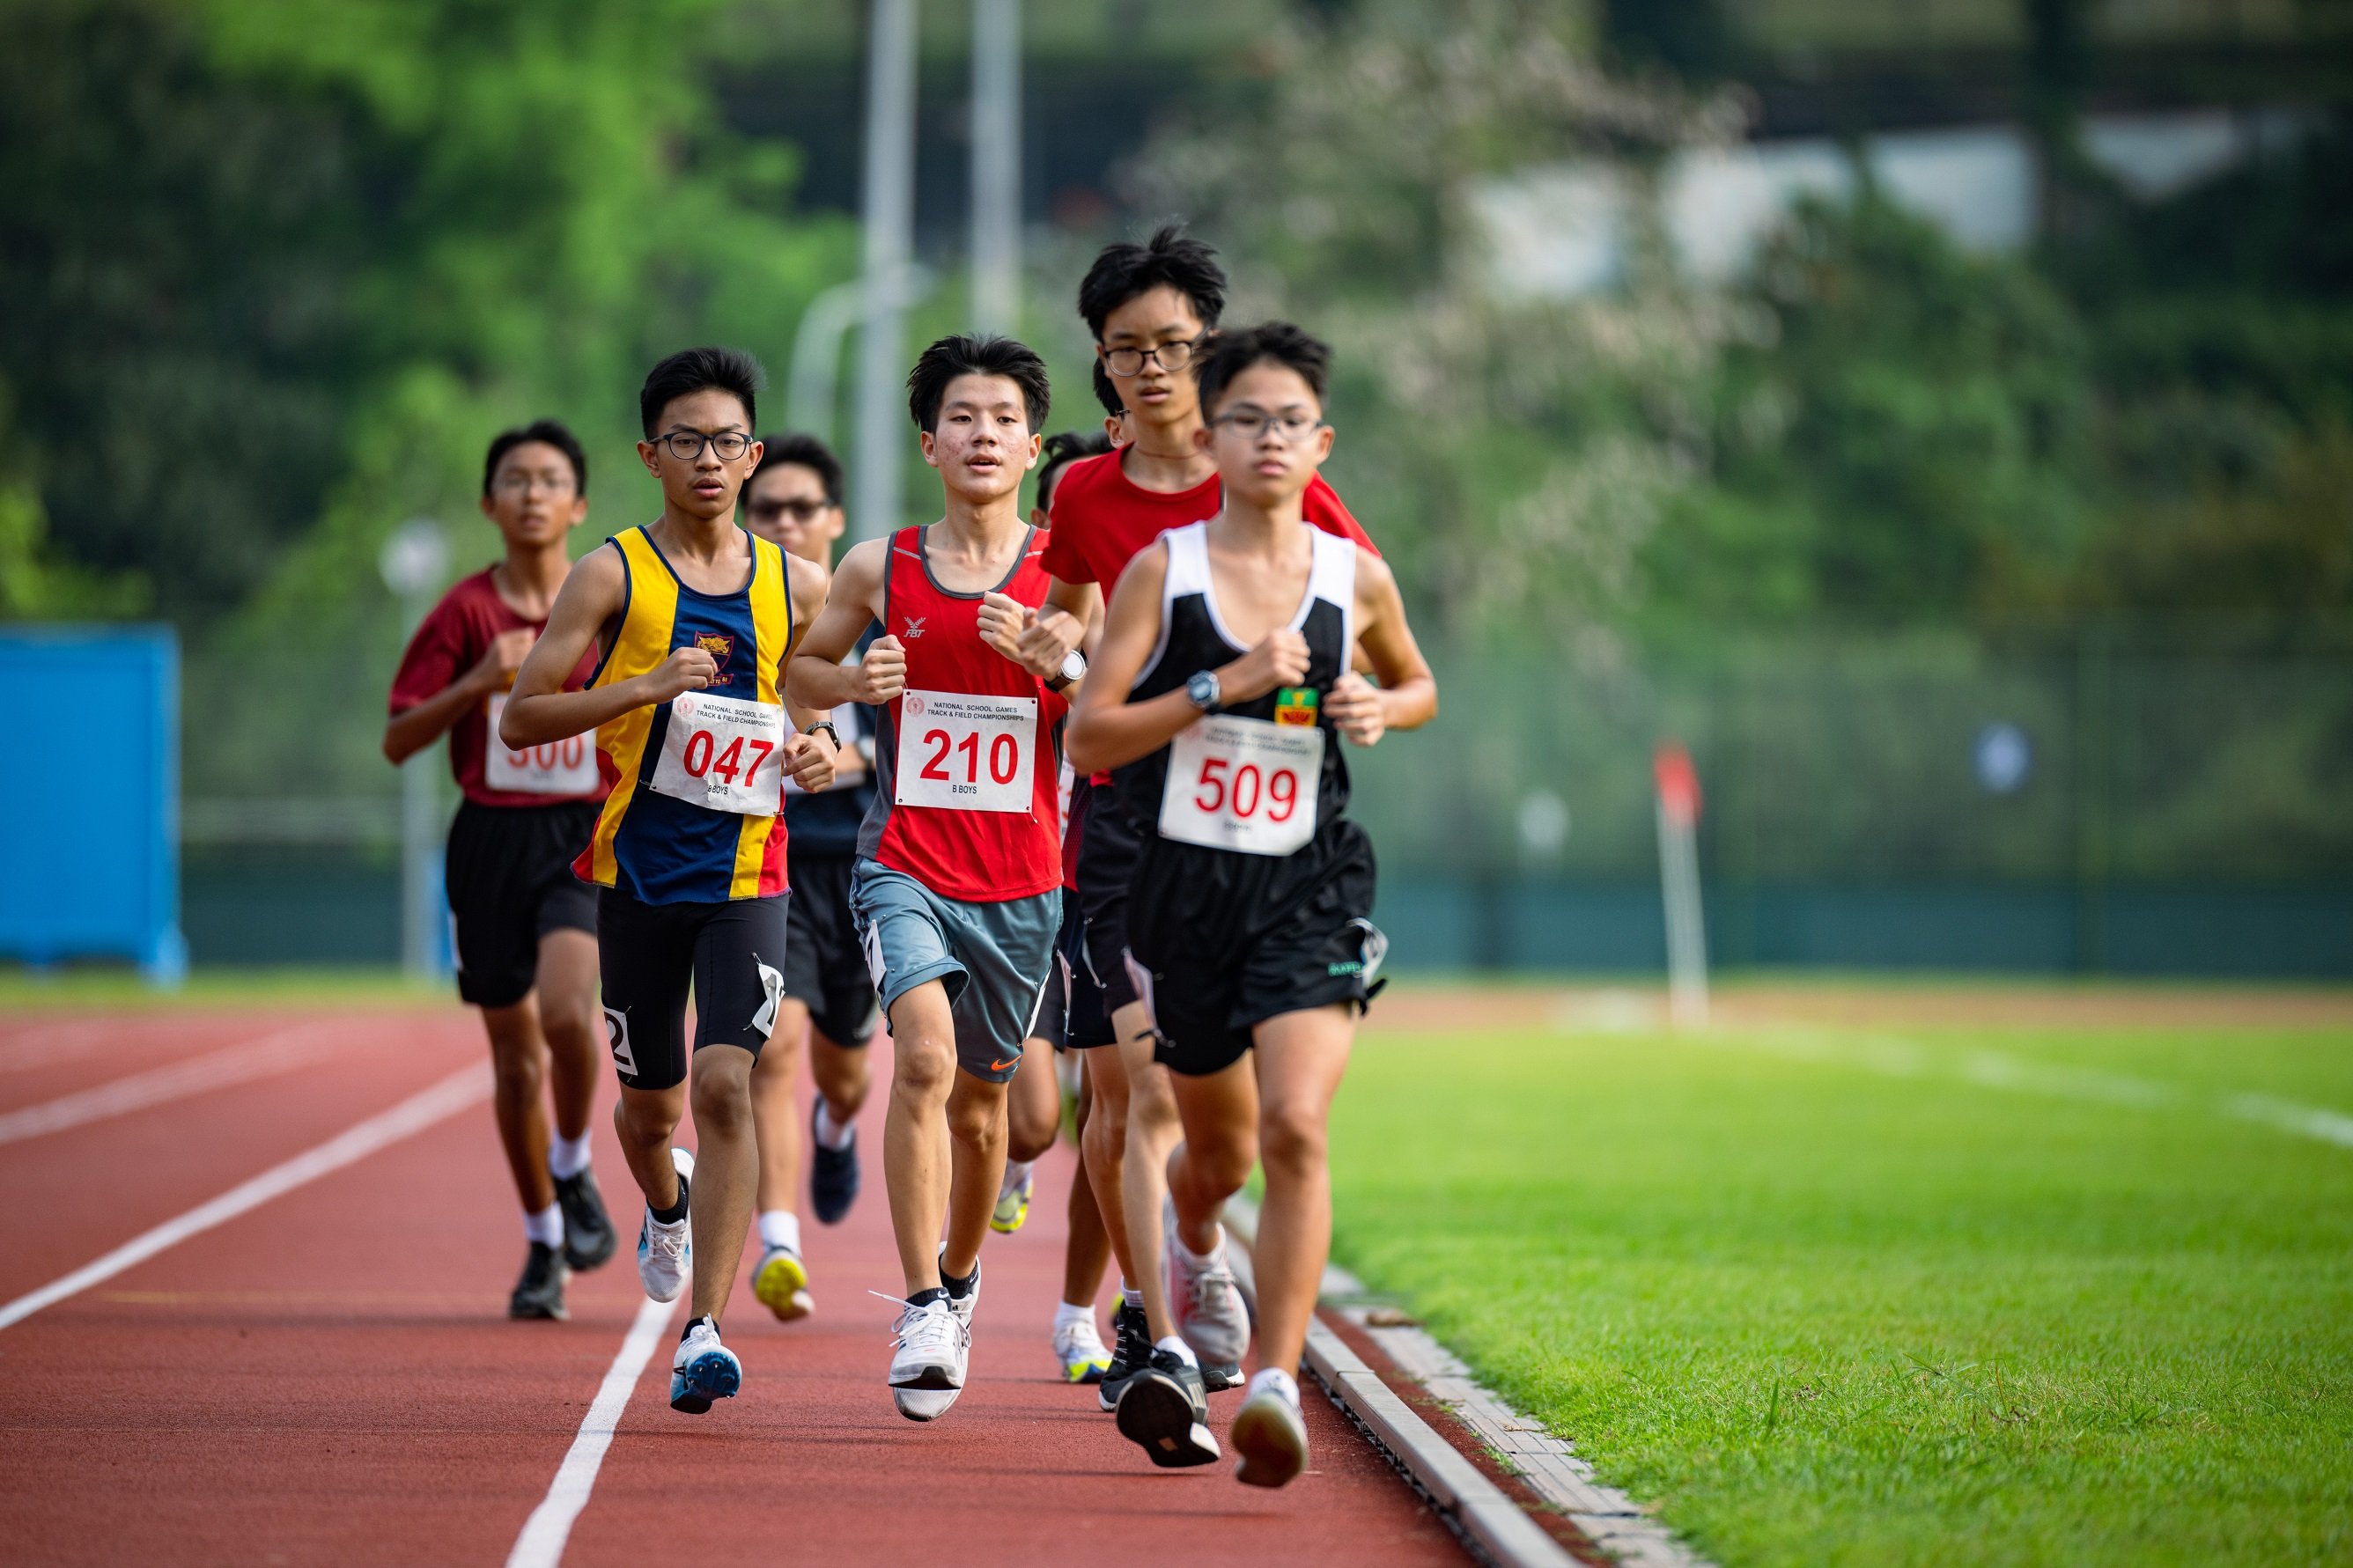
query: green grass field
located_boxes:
[1330,997,2353,1567]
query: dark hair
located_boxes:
[906,334,1051,433]
[1077,225,1226,342]
[1036,430,1115,514]
[1091,359,1125,419]
[752,431,844,506]
[482,419,587,498]
[638,345,763,438]
[1196,321,1332,416]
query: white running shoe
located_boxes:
[1231,1373,1310,1488]
[990,1161,1035,1234]
[1166,1200,1250,1366]
[635,1147,694,1304]
[669,1316,741,1414]
[1051,1313,1113,1384]
[889,1296,970,1422]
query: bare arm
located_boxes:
[776,554,838,791]
[500,545,716,747]
[1012,575,1097,678]
[1065,544,1314,776]
[787,539,907,710]
[1323,552,1438,747]
[383,628,536,764]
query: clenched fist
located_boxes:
[1218,628,1311,706]
[853,635,908,703]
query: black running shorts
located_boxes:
[1123,821,1385,1078]
[445,799,600,1010]
[780,845,879,1048]
[1075,784,1145,1020]
[596,886,791,1092]
[1049,892,1111,1049]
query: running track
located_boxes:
[0,1006,1464,1565]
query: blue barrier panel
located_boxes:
[0,627,186,983]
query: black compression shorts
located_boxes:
[1123,820,1385,1078]
[596,886,790,1092]
[445,799,599,1010]
[780,845,879,1047]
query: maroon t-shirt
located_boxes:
[1039,452,1376,594]
[387,566,604,808]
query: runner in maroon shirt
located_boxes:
[383,420,616,1323]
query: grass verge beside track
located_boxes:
[0,966,440,1012]
[1330,997,2353,1567]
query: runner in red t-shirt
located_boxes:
[788,335,1074,1424]
[383,420,616,1322]
[1007,229,1377,1418]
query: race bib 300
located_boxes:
[485,692,599,796]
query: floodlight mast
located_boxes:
[852,0,919,541]
[970,0,1021,338]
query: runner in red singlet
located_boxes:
[786,335,1075,1423]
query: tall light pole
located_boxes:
[853,0,919,541]
[970,0,1022,337]
[380,518,449,983]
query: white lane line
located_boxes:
[1698,1029,2353,1151]
[505,1294,679,1568]
[0,1064,491,1333]
[0,1022,348,1146]
[2225,1093,2353,1149]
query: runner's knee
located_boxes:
[1258,1103,1327,1177]
[890,1034,956,1106]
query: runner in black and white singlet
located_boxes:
[1067,323,1437,1487]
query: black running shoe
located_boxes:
[509,1241,568,1321]
[1096,1299,1153,1413]
[1115,1349,1219,1468]
[809,1101,859,1225]
[1201,1360,1244,1393]
[554,1168,616,1272]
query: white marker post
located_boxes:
[1653,741,1708,1028]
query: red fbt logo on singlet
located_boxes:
[871,526,1067,903]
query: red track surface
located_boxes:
[0,1006,1464,1566]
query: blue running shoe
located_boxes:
[670,1316,741,1414]
[810,1101,859,1225]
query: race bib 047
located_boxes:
[894,689,1036,813]
[648,691,787,816]
[1159,715,1323,857]
[485,692,599,796]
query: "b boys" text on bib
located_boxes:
[486,692,600,796]
[894,689,1036,813]
[1159,714,1323,856]
[649,691,787,816]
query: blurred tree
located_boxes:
[1124,0,1744,651]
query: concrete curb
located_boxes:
[1223,1195,1711,1568]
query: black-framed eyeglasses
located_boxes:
[1210,409,1325,442]
[749,497,830,522]
[1101,338,1202,378]
[657,429,752,462]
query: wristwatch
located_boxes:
[1186,670,1223,715]
[804,720,841,749]
[1048,649,1087,692]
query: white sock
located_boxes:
[999,1158,1035,1198]
[1120,1285,1144,1312]
[548,1131,592,1180]
[813,1101,855,1151]
[1053,1300,1095,1336]
[1154,1335,1199,1369]
[757,1210,801,1255]
[1246,1366,1300,1405]
[1175,1222,1224,1265]
[524,1202,564,1248]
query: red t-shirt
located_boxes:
[387,566,604,808]
[1040,452,1376,595]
